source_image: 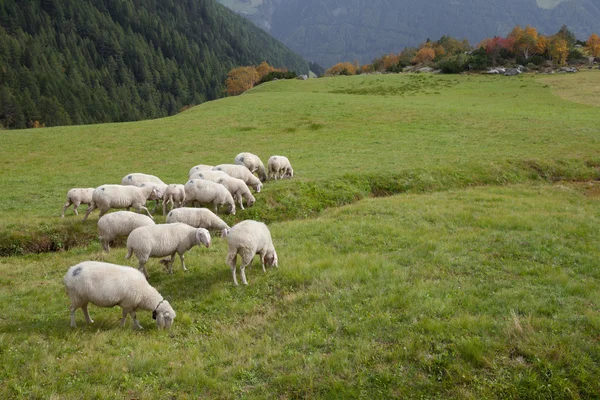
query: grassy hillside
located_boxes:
[0,70,599,397]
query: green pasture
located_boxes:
[0,71,599,397]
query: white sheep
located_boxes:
[268,156,294,180]
[121,173,168,213]
[83,184,161,221]
[126,223,211,276]
[166,207,230,237]
[61,188,94,217]
[189,170,230,182]
[212,164,263,193]
[188,164,214,178]
[234,152,267,182]
[226,220,278,285]
[184,179,236,215]
[162,184,186,215]
[217,176,255,210]
[97,211,156,252]
[63,261,176,330]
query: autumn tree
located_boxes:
[587,33,600,57]
[326,62,357,75]
[548,36,568,65]
[255,61,276,80]
[509,25,543,59]
[411,47,435,64]
[225,66,260,96]
[481,36,515,65]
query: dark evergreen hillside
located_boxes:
[0,0,308,129]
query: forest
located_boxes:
[0,0,307,129]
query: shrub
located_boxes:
[467,48,491,70]
[437,55,468,73]
[258,71,297,84]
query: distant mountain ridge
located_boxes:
[217,0,600,67]
[0,0,307,129]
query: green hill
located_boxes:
[217,0,600,67]
[0,0,307,129]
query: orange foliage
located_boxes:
[226,66,260,96]
[360,64,374,74]
[381,53,400,70]
[255,61,276,79]
[548,37,568,65]
[587,33,600,57]
[326,62,357,75]
[509,25,544,59]
[412,47,435,64]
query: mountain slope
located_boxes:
[217,0,600,67]
[0,0,307,129]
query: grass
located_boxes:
[1,70,600,397]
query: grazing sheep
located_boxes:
[64,261,176,330]
[217,176,255,210]
[166,207,230,237]
[226,220,278,285]
[267,156,294,180]
[83,184,161,221]
[184,179,236,215]
[234,152,267,182]
[189,170,230,182]
[162,184,186,215]
[188,164,214,178]
[62,188,94,217]
[121,174,168,213]
[97,211,155,252]
[126,223,211,276]
[212,164,263,193]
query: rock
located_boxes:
[559,67,577,73]
[504,68,521,76]
[297,75,308,80]
[417,67,434,73]
[496,67,506,73]
[486,69,499,74]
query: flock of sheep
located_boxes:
[62,152,293,330]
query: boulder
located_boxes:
[297,74,308,80]
[504,68,521,76]
[417,67,434,73]
[486,69,500,74]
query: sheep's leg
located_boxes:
[62,200,72,218]
[101,239,109,252]
[130,311,143,330]
[138,260,149,278]
[82,303,94,324]
[236,193,245,210]
[98,208,108,218]
[239,250,255,285]
[178,252,188,272]
[73,200,81,216]
[259,251,267,273]
[121,309,129,327]
[82,202,96,221]
[227,252,239,286]
[69,306,78,327]
[168,252,177,274]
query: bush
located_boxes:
[466,48,491,71]
[258,71,297,84]
[567,49,585,63]
[437,54,468,73]
[528,55,546,66]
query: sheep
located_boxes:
[267,155,294,180]
[212,164,263,193]
[234,152,267,182]
[97,211,156,252]
[121,173,168,213]
[189,170,230,182]
[82,184,161,221]
[184,179,236,215]
[63,261,176,330]
[188,164,214,178]
[126,223,211,276]
[166,207,230,238]
[162,184,186,215]
[216,176,255,210]
[61,188,94,217]
[226,220,278,285]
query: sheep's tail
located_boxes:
[125,247,132,259]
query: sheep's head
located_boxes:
[230,203,236,215]
[263,249,278,268]
[246,193,256,207]
[154,300,176,330]
[285,168,294,178]
[220,228,231,238]
[254,182,263,193]
[196,228,211,248]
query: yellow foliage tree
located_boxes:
[255,61,275,79]
[226,66,260,96]
[411,47,435,64]
[587,33,600,57]
[326,62,357,75]
[509,25,543,59]
[548,37,568,65]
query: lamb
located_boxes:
[212,164,263,193]
[267,155,294,180]
[189,170,230,182]
[126,223,211,276]
[97,211,155,252]
[64,261,176,330]
[162,184,186,215]
[82,184,161,221]
[216,176,255,210]
[226,220,278,285]
[184,179,236,215]
[121,173,168,213]
[188,164,214,178]
[166,207,230,238]
[234,152,267,182]
[61,188,94,217]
